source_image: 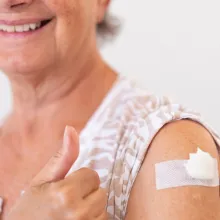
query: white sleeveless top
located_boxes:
[68,76,220,219]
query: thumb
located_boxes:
[31,126,79,186]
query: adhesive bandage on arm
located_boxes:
[155,148,219,190]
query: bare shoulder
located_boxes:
[146,119,219,161]
[125,119,220,220]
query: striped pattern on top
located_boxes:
[68,77,220,219]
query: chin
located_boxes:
[0,50,55,76]
[1,63,43,76]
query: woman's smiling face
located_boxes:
[0,0,108,74]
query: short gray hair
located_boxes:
[97,13,120,44]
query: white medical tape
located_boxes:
[155,159,219,190]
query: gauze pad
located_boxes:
[155,148,219,190]
[184,148,217,180]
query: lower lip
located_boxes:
[0,20,52,38]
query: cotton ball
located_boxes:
[184,148,217,180]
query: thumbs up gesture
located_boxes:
[7,126,108,220]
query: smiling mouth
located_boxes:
[0,19,52,33]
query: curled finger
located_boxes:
[85,188,108,217]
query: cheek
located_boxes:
[46,0,96,33]
[47,0,97,53]
[0,0,98,73]
[46,0,96,21]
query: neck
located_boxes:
[3,51,117,141]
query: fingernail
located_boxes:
[63,126,77,148]
[63,126,71,147]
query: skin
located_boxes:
[125,120,220,220]
[7,126,108,220]
[0,0,114,218]
[0,0,219,220]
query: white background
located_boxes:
[1,0,220,132]
[101,0,220,131]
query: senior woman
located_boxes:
[0,0,219,219]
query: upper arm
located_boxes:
[125,120,220,220]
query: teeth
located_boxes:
[23,24,30,32]
[0,22,42,33]
[2,25,7,31]
[29,23,37,30]
[36,22,41,28]
[15,25,23,32]
[6,25,15,32]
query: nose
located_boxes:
[0,0,33,11]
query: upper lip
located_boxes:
[0,18,52,25]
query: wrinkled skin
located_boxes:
[7,126,108,220]
[0,0,107,75]
[0,0,110,219]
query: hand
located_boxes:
[7,126,108,220]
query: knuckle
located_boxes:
[29,184,39,194]
[100,188,107,196]
[49,151,63,166]
[99,188,108,201]
[78,168,100,186]
[49,183,71,208]
[92,171,101,185]
[53,150,63,160]
[89,169,100,186]
[98,211,108,220]
[78,211,89,220]
[30,182,49,194]
[68,210,89,220]
[49,182,60,193]
[78,167,91,175]
[57,192,70,207]
[102,212,108,220]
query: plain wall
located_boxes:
[101,0,220,132]
[0,0,220,132]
